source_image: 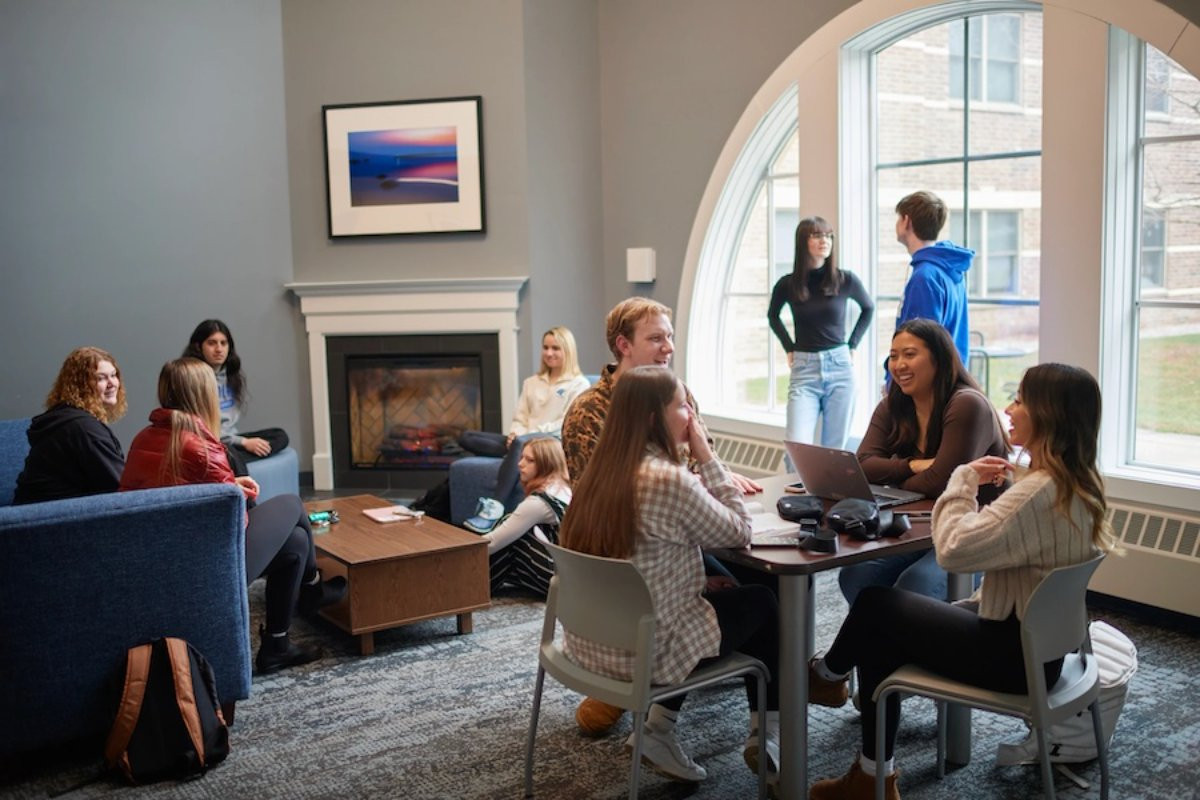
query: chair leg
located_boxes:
[1089,701,1109,800]
[523,668,546,798]
[629,709,646,800]
[875,689,889,800]
[1034,726,1056,800]
[935,700,946,779]
[755,669,768,800]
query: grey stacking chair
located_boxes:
[524,542,769,800]
[872,554,1108,800]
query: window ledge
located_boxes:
[1104,466,1200,510]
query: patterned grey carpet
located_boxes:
[3,573,1197,799]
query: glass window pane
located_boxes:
[969,14,1040,154]
[1144,46,1200,132]
[1134,307,1200,474]
[729,183,769,293]
[1140,209,1165,289]
[721,295,773,410]
[772,176,800,281]
[1141,139,1200,296]
[878,22,964,163]
[772,131,799,175]
[988,15,1020,61]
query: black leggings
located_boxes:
[224,427,290,476]
[660,584,780,713]
[824,585,1061,760]
[244,494,316,636]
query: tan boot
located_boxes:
[575,697,625,736]
[809,759,899,800]
[808,657,850,708]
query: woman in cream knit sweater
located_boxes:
[807,363,1116,800]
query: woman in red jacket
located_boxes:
[121,358,345,674]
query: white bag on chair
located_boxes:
[996,620,1137,765]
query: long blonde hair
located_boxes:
[538,326,583,378]
[45,346,127,424]
[1018,363,1114,551]
[560,366,682,558]
[156,358,223,484]
[520,437,569,495]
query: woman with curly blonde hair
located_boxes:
[14,346,128,504]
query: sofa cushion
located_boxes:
[0,417,32,507]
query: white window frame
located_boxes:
[1101,29,1200,485]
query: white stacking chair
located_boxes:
[871,554,1108,800]
[524,542,769,800]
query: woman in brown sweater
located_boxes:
[840,319,1008,604]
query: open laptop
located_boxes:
[784,441,924,509]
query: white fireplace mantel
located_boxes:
[286,277,529,490]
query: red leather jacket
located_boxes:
[120,408,236,490]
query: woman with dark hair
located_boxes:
[183,319,288,475]
[15,347,127,504]
[120,358,345,674]
[560,366,780,786]
[808,364,1115,800]
[767,217,874,449]
[839,318,1009,603]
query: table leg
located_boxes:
[358,632,375,656]
[945,571,974,765]
[457,612,474,635]
[777,574,811,800]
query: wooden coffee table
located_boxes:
[305,495,490,655]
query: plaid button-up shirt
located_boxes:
[564,454,752,685]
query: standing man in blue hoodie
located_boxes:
[894,191,975,364]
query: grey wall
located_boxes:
[595,0,849,317]
[521,0,606,372]
[0,1,300,449]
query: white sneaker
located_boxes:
[742,729,780,776]
[625,726,707,782]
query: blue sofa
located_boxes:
[0,417,252,758]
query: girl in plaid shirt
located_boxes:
[560,366,781,785]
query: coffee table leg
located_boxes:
[358,632,375,656]
[457,612,474,634]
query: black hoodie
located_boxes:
[13,404,125,504]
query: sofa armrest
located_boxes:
[0,483,251,757]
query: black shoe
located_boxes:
[298,573,348,614]
[256,628,322,675]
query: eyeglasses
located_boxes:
[808,232,835,241]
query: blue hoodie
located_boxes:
[897,241,975,364]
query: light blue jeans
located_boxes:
[786,344,854,450]
[837,549,948,606]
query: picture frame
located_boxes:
[322,96,485,237]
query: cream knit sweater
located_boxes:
[932,464,1100,621]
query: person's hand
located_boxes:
[965,455,1013,487]
[506,432,517,448]
[241,437,271,457]
[234,475,260,501]
[908,458,934,474]
[686,409,715,464]
[705,575,736,593]
[786,352,794,368]
[730,472,763,494]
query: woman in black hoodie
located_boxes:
[14,346,127,504]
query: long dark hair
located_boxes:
[1018,363,1114,550]
[884,319,1002,457]
[560,366,683,559]
[183,319,245,407]
[790,216,841,302]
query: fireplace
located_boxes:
[287,277,528,491]
[327,334,502,490]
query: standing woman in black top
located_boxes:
[14,346,127,504]
[767,216,874,449]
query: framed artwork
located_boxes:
[322,96,485,237]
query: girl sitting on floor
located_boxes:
[477,437,571,598]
